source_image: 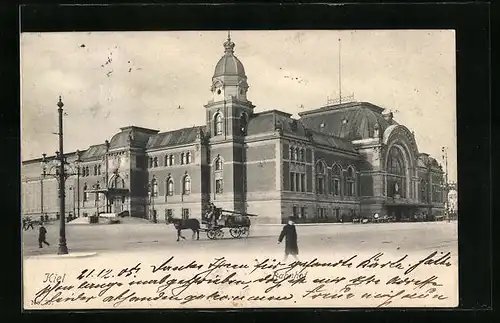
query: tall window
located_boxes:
[95,182,101,201]
[240,113,248,135]
[182,175,191,195]
[164,155,169,166]
[315,161,326,194]
[94,165,98,176]
[332,164,342,196]
[214,113,223,135]
[215,157,223,171]
[85,166,89,177]
[151,179,158,197]
[181,153,185,165]
[290,147,296,161]
[149,158,153,168]
[153,157,158,168]
[420,178,428,203]
[169,154,174,166]
[346,167,356,197]
[386,146,406,198]
[83,183,88,202]
[215,179,223,194]
[97,165,101,175]
[186,152,192,164]
[299,149,305,162]
[166,177,174,196]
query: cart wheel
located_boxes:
[241,226,249,238]
[207,230,216,240]
[229,228,241,238]
[216,229,224,239]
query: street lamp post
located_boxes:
[40,96,80,255]
[40,153,46,218]
[56,97,68,255]
[441,146,449,221]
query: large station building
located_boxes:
[21,36,446,224]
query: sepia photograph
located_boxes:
[21,30,458,309]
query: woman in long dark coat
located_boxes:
[278,217,299,261]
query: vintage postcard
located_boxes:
[21,30,458,309]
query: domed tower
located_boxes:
[204,32,253,214]
[205,32,255,140]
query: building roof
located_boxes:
[309,131,357,153]
[109,126,159,150]
[299,101,398,141]
[246,110,356,152]
[146,126,204,149]
[213,36,246,78]
[80,144,107,160]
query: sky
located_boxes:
[20,30,457,182]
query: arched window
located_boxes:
[315,161,326,195]
[166,177,174,196]
[386,146,406,198]
[83,183,88,202]
[215,157,223,171]
[180,153,185,165]
[295,148,300,161]
[164,155,169,166]
[240,113,248,135]
[214,113,223,135]
[331,164,342,196]
[346,167,356,197]
[186,152,192,164]
[182,175,191,195]
[151,179,158,197]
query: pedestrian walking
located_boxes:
[278,216,299,261]
[38,223,50,248]
[26,217,34,230]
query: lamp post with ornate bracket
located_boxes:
[40,96,81,255]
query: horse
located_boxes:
[166,215,200,241]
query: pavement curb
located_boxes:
[25,252,98,260]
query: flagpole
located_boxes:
[338,38,342,104]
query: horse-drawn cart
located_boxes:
[201,208,257,240]
[166,206,258,241]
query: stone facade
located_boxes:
[21,36,447,224]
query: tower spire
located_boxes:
[223,30,235,55]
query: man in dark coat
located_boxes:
[38,223,50,248]
[278,217,299,261]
